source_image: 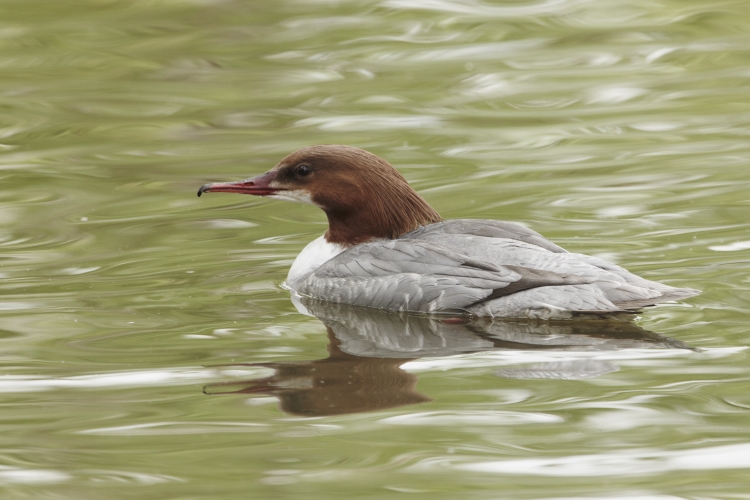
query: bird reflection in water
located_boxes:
[205,328,430,416]
[204,300,690,417]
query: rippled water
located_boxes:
[1,0,749,498]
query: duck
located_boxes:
[198,145,699,320]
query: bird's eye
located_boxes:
[295,164,311,177]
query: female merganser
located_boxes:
[198,145,699,320]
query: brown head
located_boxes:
[198,145,443,246]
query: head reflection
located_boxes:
[206,326,430,417]
[204,301,690,417]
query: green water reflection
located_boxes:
[1,0,749,498]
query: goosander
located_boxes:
[198,145,699,320]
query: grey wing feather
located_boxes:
[297,239,587,314]
[401,226,699,313]
[402,219,567,253]
[296,220,699,318]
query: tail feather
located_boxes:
[612,286,700,310]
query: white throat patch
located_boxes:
[286,235,345,289]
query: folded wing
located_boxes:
[296,239,591,314]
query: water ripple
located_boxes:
[381,410,563,426]
[449,443,750,476]
[0,367,268,393]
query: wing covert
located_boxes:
[296,239,588,313]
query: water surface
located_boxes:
[1,0,749,498]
